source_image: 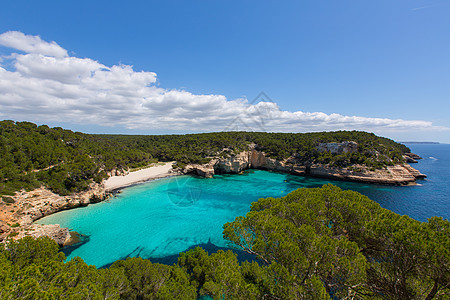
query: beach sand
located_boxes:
[104,162,176,191]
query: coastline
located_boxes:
[182,149,427,186]
[104,162,177,192]
[0,162,179,245]
[0,155,426,246]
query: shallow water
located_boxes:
[38,144,449,267]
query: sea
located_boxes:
[37,143,450,267]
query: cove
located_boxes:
[37,144,450,268]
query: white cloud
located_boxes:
[0,31,68,57]
[0,31,448,136]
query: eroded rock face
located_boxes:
[185,149,306,178]
[182,145,425,187]
[404,155,418,163]
[402,164,427,179]
[184,161,216,178]
[19,183,105,226]
[309,164,422,185]
[27,224,71,247]
[318,141,358,154]
[215,152,250,174]
[405,153,423,160]
[404,153,422,163]
[0,182,106,244]
[249,150,291,172]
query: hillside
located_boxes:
[1,120,414,197]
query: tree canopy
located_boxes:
[1,120,410,196]
[1,185,448,299]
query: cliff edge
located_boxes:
[182,143,426,186]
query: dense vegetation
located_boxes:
[1,120,409,196]
[1,186,448,299]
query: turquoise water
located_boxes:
[38,144,449,267]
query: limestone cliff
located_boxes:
[182,145,426,186]
[0,182,106,244]
[308,164,425,185]
[317,141,358,154]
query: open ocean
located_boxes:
[38,143,449,267]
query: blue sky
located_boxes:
[0,0,449,142]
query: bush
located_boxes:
[1,196,15,204]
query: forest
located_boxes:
[0,120,410,196]
[1,185,448,299]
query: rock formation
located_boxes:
[403,152,423,163]
[182,144,426,186]
[1,142,426,245]
[308,164,426,185]
[317,141,358,154]
[0,182,106,244]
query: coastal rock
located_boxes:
[210,149,305,175]
[405,152,423,160]
[308,164,421,185]
[18,182,105,226]
[404,155,418,163]
[27,224,71,247]
[292,165,307,175]
[215,151,249,174]
[0,182,106,244]
[317,141,358,154]
[184,162,216,178]
[183,146,425,186]
[402,164,427,179]
[249,150,291,172]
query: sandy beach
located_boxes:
[104,162,176,191]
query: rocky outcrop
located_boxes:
[318,141,358,154]
[214,151,250,174]
[19,183,106,226]
[182,146,425,186]
[27,224,70,246]
[309,164,425,185]
[402,164,427,179]
[404,156,418,163]
[404,153,423,163]
[184,162,216,178]
[0,182,106,244]
[405,153,423,160]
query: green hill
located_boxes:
[0,120,410,196]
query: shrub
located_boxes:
[2,196,15,204]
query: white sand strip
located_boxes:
[104,162,176,191]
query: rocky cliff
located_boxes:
[0,182,106,244]
[317,141,358,154]
[183,145,426,186]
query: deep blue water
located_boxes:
[38,144,449,267]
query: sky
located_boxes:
[0,0,449,142]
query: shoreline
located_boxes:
[107,174,182,194]
[1,158,426,245]
[104,162,178,192]
[0,162,179,244]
